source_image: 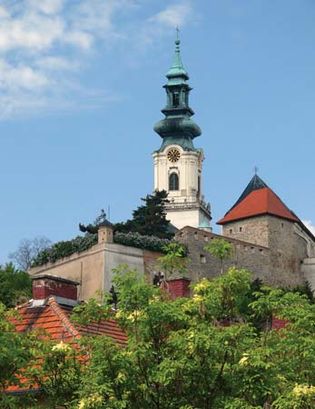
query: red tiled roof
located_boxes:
[218,187,299,225]
[7,296,127,394]
[12,297,127,345]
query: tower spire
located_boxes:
[154,32,201,152]
[167,28,188,82]
[152,35,211,231]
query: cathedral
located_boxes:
[29,35,315,297]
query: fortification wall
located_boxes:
[176,227,271,283]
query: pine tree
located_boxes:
[115,190,172,239]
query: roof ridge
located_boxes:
[48,297,80,339]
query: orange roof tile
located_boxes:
[7,297,127,394]
[12,297,127,344]
[218,187,299,225]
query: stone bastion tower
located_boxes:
[152,33,211,230]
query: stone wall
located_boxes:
[176,226,271,283]
[267,218,307,286]
[302,258,315,291]
[221,216,270,247]
[221,216,310,286]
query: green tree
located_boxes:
[115,190,172,239]
[68,267,315,409]
[0,303,39,409]
[3,267,315,408]
[204,238,234,274]
[0,263,31,307]
[157,242,188,280]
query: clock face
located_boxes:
[167,148,180,163]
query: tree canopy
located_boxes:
[115,190,172,239]
[0,263,31,307]
[2,266,315,408]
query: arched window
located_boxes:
[169,173,179,191]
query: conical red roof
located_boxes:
[218,176,299,225]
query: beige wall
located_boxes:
[104,243,145,291]
[29,244,105,300]
[30,241,152,301]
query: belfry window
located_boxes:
[169,173,179,191]
[172,92,180,107]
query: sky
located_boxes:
[0,0,315,264]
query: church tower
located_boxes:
[153,33,211,230]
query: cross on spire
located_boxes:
[176,26,180,44]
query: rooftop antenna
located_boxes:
[254,166,259,175]
[107,205,111,221]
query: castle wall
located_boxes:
[267,218,307,285]
[29,244,106,301]
[176,227,271,284]
[103,243,145,291]
[301,258,315,291]
[221,216,309,286]
[29,242,161,300]
[221,216,269,247]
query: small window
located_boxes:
[239,227,243,232]
[200,255,206,264]
[194,232,198,240]
[169,173,179,191]
[172,92,180,107]
[204,236,209,242]
[281,223,284,228]
[229,229,233,234]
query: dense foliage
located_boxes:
[32,191,173,266]
[0,303,40,409]
[114,232,171,252]
[69,268,315,409]
[3,267,310,408]
[32,234,98,267]
[115,190,173,239]
[0,263,31,307]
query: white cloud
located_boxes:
[0,0,197,119]
[35,56,78,71]
[150,1,193,28]
[303,220,315,236]
[27,0,65,15]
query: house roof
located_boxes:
[7,296,127,394]
[12,296,127,345]
[218,175,299,225]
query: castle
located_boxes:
[29,36,315,296]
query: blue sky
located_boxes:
[1,0,315,264]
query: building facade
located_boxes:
[153,34,211,230]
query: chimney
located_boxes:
[98,221,114,244]
[166,278,191,299]
[32,275,79,303]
